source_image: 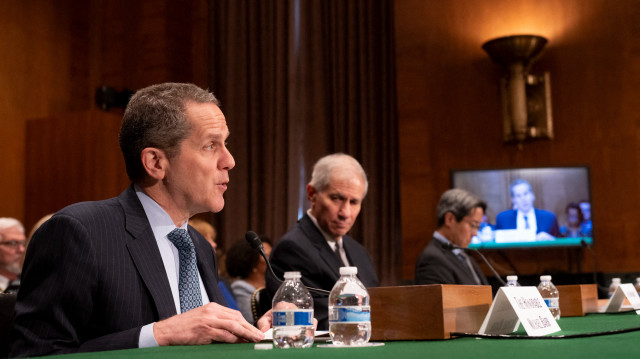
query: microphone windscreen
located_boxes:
[245,231,262,250]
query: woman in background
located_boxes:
[225,236,272,323]
[189,218,238,310]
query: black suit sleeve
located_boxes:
[415,251,458,285]
[11,214,142,357]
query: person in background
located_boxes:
[225,237,272,323]
[560,203,584,238]
[415,189,489,286]
[579,200,593,237]
[189,218,238,311]
[266,153,379,330]
[0,218,26,293]
[11,83,269,357]
[495,179,560,240]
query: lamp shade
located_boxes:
[482,35,548,68]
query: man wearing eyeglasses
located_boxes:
[414,189,489,285]
[0,218,26,292]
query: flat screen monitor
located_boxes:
[451,166,593,249]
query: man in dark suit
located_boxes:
[11,83,269,357]
[495,179,560,240]
[266,153,379,330]
[415,189,489,286]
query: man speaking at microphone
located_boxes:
[414,189,489,286]
[11,83,269,357]
[267,153,379,330]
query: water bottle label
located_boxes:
[272,309,313,327]
[328,306,371,323]
[543,298,559,308]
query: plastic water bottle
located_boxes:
[505,275,520,287]
[537,275,560,320]
[608,278,621,298]
[328,267,371,346]
[635,277,640,295]
[271,271,314,348]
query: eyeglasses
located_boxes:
[463,220,481,231]
[0,240,26,249]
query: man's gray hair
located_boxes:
[119,82,220,182]
[436,189,487,227]
[308,153,368,197]
[0,217,25,241]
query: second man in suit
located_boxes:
[266,153,379,330]
[415,189,489,286]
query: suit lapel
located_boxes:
[435,239,476,285]
[299,215,342,279]
[120,187,177,319]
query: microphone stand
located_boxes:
[246,231,330,296]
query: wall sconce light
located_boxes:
[482,35,553,146]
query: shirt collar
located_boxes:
[306,209,342,248]
[134,185,188,241]
[433,230,463,255]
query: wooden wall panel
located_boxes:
[0,1,91,224]
[1,0,209,231]
[24,111,129,228]
[396,0,640,279]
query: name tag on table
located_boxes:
[478,287,561,336]
[604,283,640,314]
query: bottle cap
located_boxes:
[540,275,551,281]
[283,271,301,279]
[506,275,518,281]
[339,266,358,275]
[612,278,621,283]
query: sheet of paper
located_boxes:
[479,286,561,336]
[604,283,640,314]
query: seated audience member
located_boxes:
[0,218,26,293]
[560,203,584,238]
[11,83,269,357]
[266,153,379,330]
[415,189,489,286]
[189,218,239,310]
[495,179,560,240]
[225,237,272,323]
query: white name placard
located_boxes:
[479,287,561,336]
[604,283,640,314]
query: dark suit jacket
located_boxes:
[495,208,560,237]
[10,186,225,357]
[414,238,489,286]
[266,214,379,330]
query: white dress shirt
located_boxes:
[135,186,210,347]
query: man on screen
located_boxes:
[495,179,560,240]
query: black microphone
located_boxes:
[245,231,330,296]
[444,242,506,286]
[581,239,606,293]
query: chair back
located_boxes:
[0,292,17,357]
[250,287,272,323]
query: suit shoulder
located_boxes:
[535,208,556,218]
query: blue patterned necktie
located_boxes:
[167,228,203,313]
